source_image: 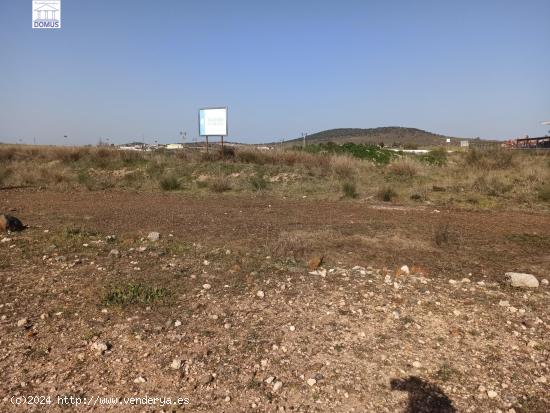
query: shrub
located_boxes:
[472,176,512,196]
[421,148,447,166]
[386,158,419,179]
[159,175,181,191]
[0,165,12,186]
[330,155,357,179]
[464,149,514,170]
[377,186,397,202]
[249,174,268,191]
[209,175,231,192]
[341,181,358,198]
[538,184,550,202]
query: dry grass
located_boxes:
[0,144,549,210]
[386,158,420,180]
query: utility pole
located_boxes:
[302,132,308,148]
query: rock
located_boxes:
[199,373,213,385]
[272,381,283,392]
[147,232,160,242]
[108,249,120,258]
[90,341,109,355]
[307,255,323,271]
[133,376,146,384]
[307,378,317,386]
[487,390,498,399]
[170,358,182,370]
[412,361,422,368]
[265,376,275,384]
[256,290,265,299]
[202,284,211,290]
[289,325,295,332]
[17,318,28,327]
[541,279,549,286]
[499,300,510,307]
[400,265,410,275]
[174,320,182,327]
[505,272,539,288]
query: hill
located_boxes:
[281,127,461,147]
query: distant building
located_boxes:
[166,143,184,150]
[460,140,469,148]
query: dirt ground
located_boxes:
[0,189,549,412]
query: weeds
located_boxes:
[386,158,419,179]
[103,282,169,306]
[377,186,397,202]
[159,175,181,191]
[341,181,358,198]
[249,174,268,191]
[209,175,231,192]
[434,223,450,246]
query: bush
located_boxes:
[341,181,358,198]
[377,186,397,202]
[421,148,447,166]
[464,149,514,170]
[209,175,231,192]
[472,176,512,196]
[249,174,268,191]
[159,175,181,191]
[330,155,358,179]
[538,184,550,202]
[386,158,419,179]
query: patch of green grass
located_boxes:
[103,282,169,306]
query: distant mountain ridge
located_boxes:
[282,127,462,147]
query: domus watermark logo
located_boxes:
[32,0,61,29]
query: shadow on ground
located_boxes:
[391,376,456,413]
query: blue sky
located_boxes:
[1,0,549,145]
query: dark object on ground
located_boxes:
[391,376,456,413]
[0,214,27,232]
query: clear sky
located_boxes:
[1,0,549,145]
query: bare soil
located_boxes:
[0,189,548,412]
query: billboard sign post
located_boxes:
[199,107,228,152]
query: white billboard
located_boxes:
[199,107,227,136]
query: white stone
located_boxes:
[400,265,410,275]
[203,284,211,290]
[256,290,265,299]
[133,376,146,383]
[147,232,160,242]
[505,272,539,288]
[272,381,283,392]
[307,378,317,386]
[487,390,498,399]
[170,359,182,370]
[90,341,109,354]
